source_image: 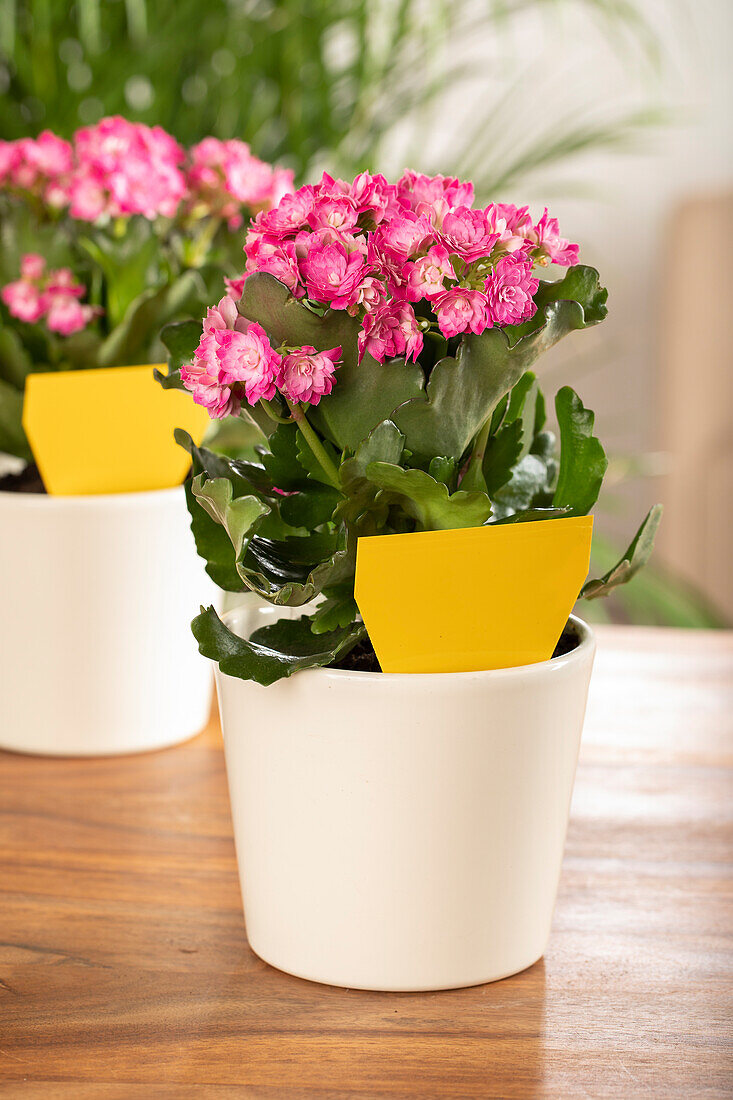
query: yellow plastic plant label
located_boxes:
[354,515,594,673]
[23,365,209,496]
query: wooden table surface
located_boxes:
[1,625,732,1099]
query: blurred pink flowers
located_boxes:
[70,116,186,221]
[1,254,99,335]
[186,138,294,228]
[1,117,292,227]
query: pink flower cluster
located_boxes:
[69,116,186,221]
[1,254,99,335]
[186,139,294,229]
[237,170,578,365]
[0,132,73,209]
[181,295,340,418]
[0,118,292,225]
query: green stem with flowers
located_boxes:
[284,397,342,491]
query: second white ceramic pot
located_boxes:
[0,486,217,756]
[215,604,595,991]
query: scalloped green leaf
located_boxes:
[238,527,355,606]
[239,273,425,450]
[365,462,491,530]
[192,605,364,686]
[553,386,608,516]
[191,474,270,558]
[581,505,663,599]
[155,319,203,389]
[332,420,404,533]
[393,265,607,461]
[310,585,360,635]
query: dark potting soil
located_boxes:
[333,623,580,674]
[0,463,46,494]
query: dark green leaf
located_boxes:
[490,507,571,524]
[482,419,523,497]
[191,475,270,559]
[241,274,425,451]
[97,270,201,368]
[581,505,663,599]
[491,454,554,519]
[279,483,341,528]
[310,585,360,635]
[192,605,364,686]
[427,456,456,487]
[365,462,492,530]
[0,327,33,389]
[156,319,203,389]
[553,386,608,516]
[260,422,310,491]
[239,527,355,606]
[0,377,32,461]
[394,265,607,461]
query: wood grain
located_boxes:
[1,625,732,1098]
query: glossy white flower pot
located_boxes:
[215,603,595,991]
[0,486,216,756]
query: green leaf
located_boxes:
[394,265,607,461]
[183,476,244,591]
[295,431,341,488]
[581,505,663,599]
[191,474,270,559]
[78,218,162,328]
[428,456,456,487]
[155,319,203,389]
[239,528,356,606]
[176,431,271,592]
[239,274,425,450]
[482,420,523,497]
[161,320,202,369]
[279,483,341,528]
[310,350,425,452]
[0,377,32,461]
[310,585,360,635]
[192,605,364,686]
[491,453,554,519]
[553,386,608,516]
[508,266,608,346]
[339,419,405,485]
[97,270,201,368]
[365,462,492,530]
[0,327,33,389]
[490,506,570,524]
[260,422,310,491]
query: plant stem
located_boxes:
[284,398,341,490]
[260,400,292,425]
[461,417,491,490]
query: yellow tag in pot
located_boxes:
[354,515,593,674]
[23,365,209,496]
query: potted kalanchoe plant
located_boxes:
[0,118,292,756]
[161,169,662,990]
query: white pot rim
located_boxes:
[0,483,185,510]
[219,605,594,685]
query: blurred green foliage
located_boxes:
[1,0,665,194]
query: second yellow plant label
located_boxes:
[23,365,210,496]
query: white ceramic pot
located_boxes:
[215,604,595,991]
[0,486,217,756]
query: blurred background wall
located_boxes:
[2,0,730,627]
